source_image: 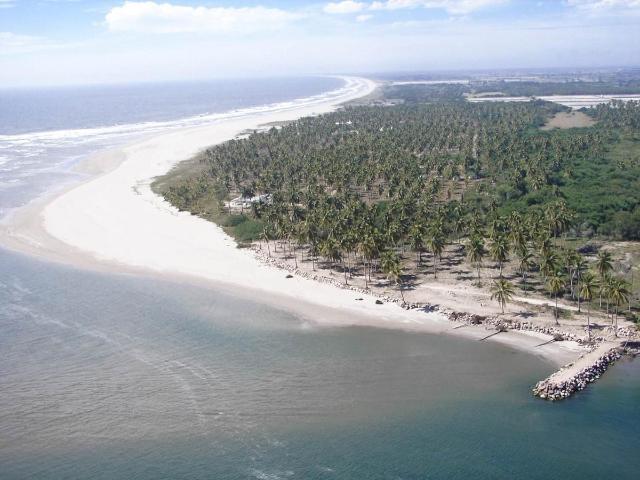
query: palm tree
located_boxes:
[466,236,486,282]
[489,234,509,278]
[595,250,613,307]
[491,279,515,314]
[573,255,588,310]
[517,250,534,293]
[381,250,405,302]
[426,231,445,278]
[601,274,615,318]
[261,227,271,257]
[408,223,425,268]
[539,249,559,283]
[609,277,630,337]
[357,234,377,289]
[546,271,564,325]
[579,272,597,342]
[321,238,342,276]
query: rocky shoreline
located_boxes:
[251,245,638,401]
[532,348,622,401]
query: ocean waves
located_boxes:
[0,76,361,218]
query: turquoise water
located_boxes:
[1,249,639,479]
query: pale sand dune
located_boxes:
[541,111,595,130]
[0,76,583,366]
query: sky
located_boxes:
[0,0,639,86]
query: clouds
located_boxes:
[101,0,511,38]
[0,31,71,55]
[326,0,506,16]
[324,1,366,14]
[0,32,41,48]
[105,1,301,34]
[567,0,640,10]
[2,0,640,86]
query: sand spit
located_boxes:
[2,76,632,398]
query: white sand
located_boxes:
[0,76,584,366]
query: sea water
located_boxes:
[0,77,639,479]
[0,77,343,218]
[1,250,639,479]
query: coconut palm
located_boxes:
[381,250,405,302]
[609,277,630,337]
[408,223,425,268]
[579,272,598,342]
[489,234,509,278]
[426,231,445,278]
[490,279,515,314]
[539,249,559,282]
[358,234,377,288]
[595,250,613,307]
[517,250,534,293]
[261,227,272,257]
[573,255,588,310]
[546,272,565,325]
[466,235,486,282]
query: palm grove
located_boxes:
[158,91,640,334]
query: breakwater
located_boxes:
[250,244,637,401]
[532,347,622,401]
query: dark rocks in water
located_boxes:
[375,299,383,305]
[285,274,293,279]
[355,298,363,301]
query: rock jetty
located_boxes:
[532,347,621,401]
[250,244,637,402]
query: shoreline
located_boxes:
[0,75,595,374]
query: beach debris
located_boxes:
[375,299,383,305]
[285,274,293,278]
[479,323,507,341]
[535,333,565,348]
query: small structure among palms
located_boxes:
[490,279,515,314]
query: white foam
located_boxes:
[0,77,361,150]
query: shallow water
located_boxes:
[1,249,639,479]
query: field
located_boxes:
[540,111,596,130]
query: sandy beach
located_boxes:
[0,76,586,367]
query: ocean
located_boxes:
[0,77,639,479]
[0,77,343,218]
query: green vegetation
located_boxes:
[151,156,264,243]
[155,84,640,322]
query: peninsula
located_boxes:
[2,76,639,400]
